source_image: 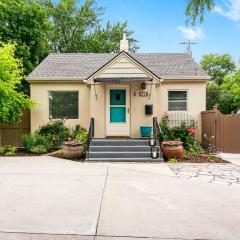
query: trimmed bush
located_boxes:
[37,120,69,148]
[22,133,52,153]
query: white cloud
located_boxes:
[214,0,240,21]
[177,26,205,40]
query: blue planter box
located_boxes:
[140,126,152,137]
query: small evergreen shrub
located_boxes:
[37,120,69,148]
[22,133,52,153]
[22,133,35,152]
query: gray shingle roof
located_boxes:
[27,52,209,80]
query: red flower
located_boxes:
[188,127,196,135]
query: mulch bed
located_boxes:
[167,154,229,163]
[0,149,56,157]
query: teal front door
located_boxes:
[106,86,130,136]
[110,89,126,123]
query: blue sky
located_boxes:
[95,0,240,63]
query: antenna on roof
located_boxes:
[180,40,197,56]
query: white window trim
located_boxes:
[48,90,79,120]
[167,89,188,112]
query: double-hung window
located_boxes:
[168,90,187,111]
[49,91,79,119]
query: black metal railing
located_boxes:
[88,118,94,145]
[153,117,162,143]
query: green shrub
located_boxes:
[22,133,35,152]
[0,145,17,156]
[0,147,4,155]
[30,145,48,154]
[22,133,52,153]
[37,120,69,148]
[70,124,87,139]
[75,130,88,149]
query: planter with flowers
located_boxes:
[160,114,203,160]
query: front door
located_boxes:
[106,85,130,136]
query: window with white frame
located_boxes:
[49,91,79,119]
[168,90,187,111]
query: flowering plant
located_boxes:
[188,127,196,135]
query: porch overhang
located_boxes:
[94,77,152,83]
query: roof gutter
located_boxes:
[161,76,211,80]
[26,77,86,82]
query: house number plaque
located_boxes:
[139,91,148,97]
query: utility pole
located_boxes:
[180,40,197,56]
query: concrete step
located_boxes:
[86,158,163,162]
[91,139,149,146]
[89,146,152,152]
[89,151,152,158]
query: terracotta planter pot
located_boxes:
[162,141,183,160]
[63,141,84,159]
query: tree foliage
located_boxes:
[43,0,138,53]
[220,69,240,113]
[206,81,220,110]
[201,53,239,113]
[200,54,236,85]
[185,0,215,25]
[0,43,34,123]
[0,0,51,76]
[0,0,138,94]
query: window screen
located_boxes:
[168,91,187,111]
[49,91,78,119]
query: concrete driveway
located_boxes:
[0,156,240,240]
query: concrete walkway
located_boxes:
[0,156,240,240]
[169,163,240,186]
[219,153,240,166]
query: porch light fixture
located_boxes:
[141,82,146,89]
[151,146,159,159]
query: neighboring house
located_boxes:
[27,34,209,141]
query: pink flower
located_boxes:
[188,127,196,135]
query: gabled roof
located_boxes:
[86,51,161,83]
[26,52,210,81]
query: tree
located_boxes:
[0,43,34,123]
[0,0,51,93]
[44,0,138,53]
[200,54,236,85]
[220,69,240,113]
[200,53,237,112]
[206,81,220,110]
[82,21,138,53]
[0,0,51,73]
[185,0,215,25]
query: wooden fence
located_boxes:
[0,110,30,147]
[202,107,240,153]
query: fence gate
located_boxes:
[0,110,30,147]
[202,107,240,153]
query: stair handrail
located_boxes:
[88,118,94,145]
[153,117,163,143]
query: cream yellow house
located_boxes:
[27,35,209,161]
